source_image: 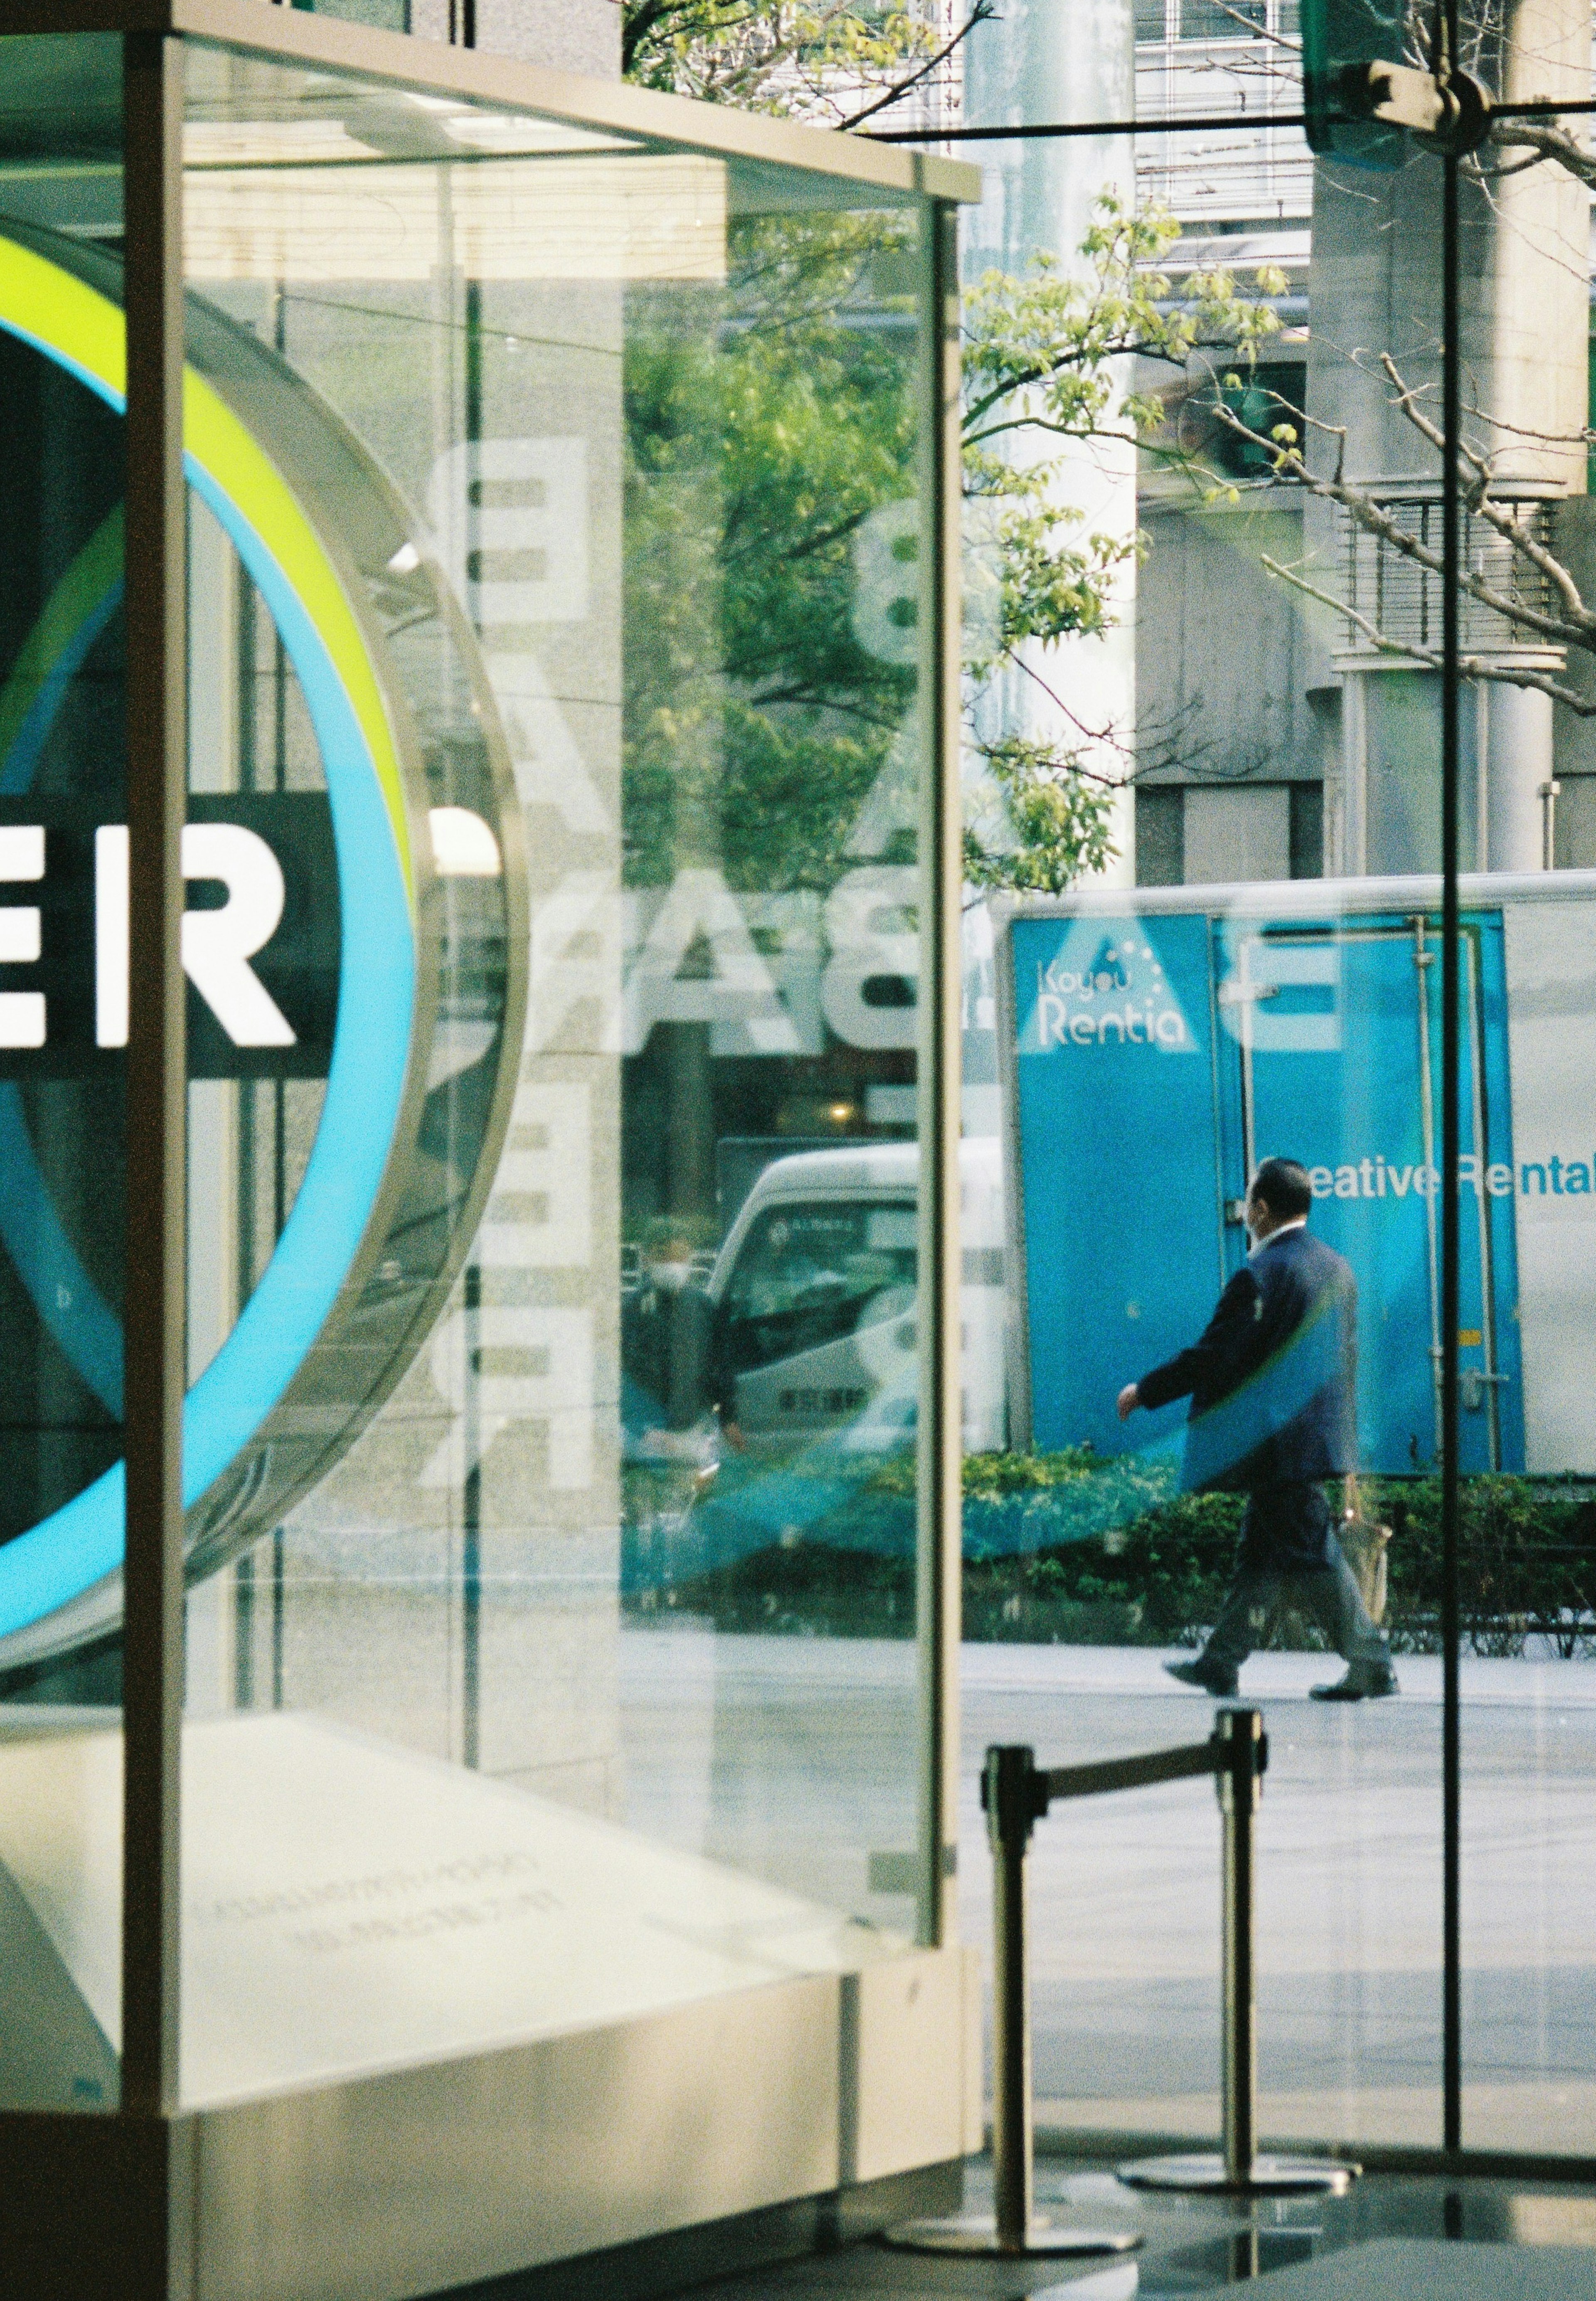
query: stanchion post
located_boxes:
[985,1743,1038,2247]
[1118,1707,1355,2196]
[1218,1706,1262,2184]
[881,1742,1140,2257]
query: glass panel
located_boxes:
[965,10,1596,2175]
[0,30,126,2114]
[163,40,933,2104]
[960,67,1447,2156]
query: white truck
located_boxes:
[705,1138,1009,1458]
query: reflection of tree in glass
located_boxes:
[960,196,1286,891]
[623,212,921,897]
[622,0,991,130]
[622,13,1291,894]
[623,199,1288,901]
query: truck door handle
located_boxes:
[1460,1369,1510,1411]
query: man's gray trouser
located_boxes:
[1201,1487,1392,1676]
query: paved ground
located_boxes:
[618,1633,1596,2158]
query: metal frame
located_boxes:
[1439,110,1465,2163]
[120,23,186,2133]
[989,894,1035,1455]
[0,10,982,2293]
[916,196,966,1951]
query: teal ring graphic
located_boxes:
[0,304,416,1638]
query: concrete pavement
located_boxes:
[617,1631,1596,2158]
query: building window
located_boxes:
[1290,781,1324,878]
[1178,0,1266,37]
[291,0,410,26]
[1137,783,1324,885]
[1211,364,1308,481]
[1135,786,1185,885]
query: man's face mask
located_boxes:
[650,1259,694,1293]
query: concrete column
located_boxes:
[1307,0,1588,877]
[960,0,1138,885]
[1484,683,1556,872]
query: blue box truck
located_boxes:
[996,873,1596,1478]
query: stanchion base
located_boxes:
[1116,2151,1357,2197]
[881,2214,1143,2257]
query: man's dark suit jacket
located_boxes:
[1136,1223,1359,1500]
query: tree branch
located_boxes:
[840,2,995,128]
[1259,554,1596,715]
[1376,352,1596,630]
[1489,116,1596,190]
[1211,399,1596,653]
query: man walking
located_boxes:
[1117,1156,1397,1702]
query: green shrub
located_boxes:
[631,1538,914,1638]
[961,1489,1242,1646]
[1362,1475,1596,1658]
[629,1452,1596,1653]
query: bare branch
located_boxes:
[1197,0,1302,51]
[1260,555,1596,716]
[1489,117,1596,191]
[1377,354,1596,629]
[1209,398,1596,652]
[1014,653,1126,758]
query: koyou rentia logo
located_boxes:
[1032,933,1194,1052]
[0,225,527,1673]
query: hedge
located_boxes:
[623,1451,1596,1655]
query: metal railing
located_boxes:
[886,1707,1356,2260]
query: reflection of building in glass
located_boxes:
[1130,2,1327,887]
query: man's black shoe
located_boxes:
[1310,1669,1399,1702]
[1163,1658,1238,1697]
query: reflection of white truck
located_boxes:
[706,1139,1007,1456]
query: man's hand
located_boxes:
[1116,1382,1140,1422]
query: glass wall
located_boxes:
[2,3,1591,2178]
[954,61,1596,2166]
[0,30,948,2113]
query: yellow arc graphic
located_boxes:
[0,231,413,902]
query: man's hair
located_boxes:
[1251,1157,1313,1221]
[644,1215,699,1259]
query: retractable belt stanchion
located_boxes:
[1118,1708,1354,2195]
[884,1744,1143,2257]
[884,1706,1355,2256]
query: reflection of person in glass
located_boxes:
[622,1220,719,1452]
[1116,1157,1398,1702]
